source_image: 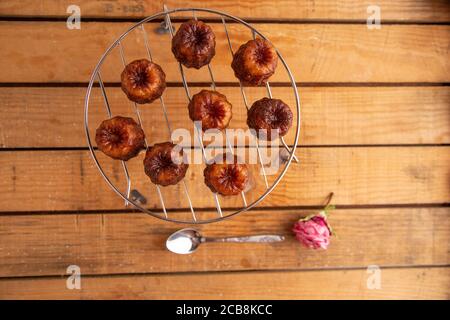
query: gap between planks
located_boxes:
[1,264,449,281]
[0,203,449,217]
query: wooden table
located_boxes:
[0,0,449,300]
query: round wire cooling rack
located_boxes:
[84,7,301,224]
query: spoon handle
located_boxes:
[201,235,285,243]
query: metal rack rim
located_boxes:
[84,7,301,224]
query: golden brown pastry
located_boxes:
[204,154,249,196]
[143,142,189,186]
[95,116,145,160]
[171,20,216,69]
[247,97,293,140]
[188,89,232,131]
[231,38,278,86]
[121,59,166,104]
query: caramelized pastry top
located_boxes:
[95,116,145,161]
[121,59,166,104]
[188,90,232,131]
[171,20,216,69]
[231,38,278,86]
[143,142,189,186]
[247,97,293,140]
[204,154,249,196]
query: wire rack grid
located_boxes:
[84,7,301,224]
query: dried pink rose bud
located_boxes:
[293,211,333,250]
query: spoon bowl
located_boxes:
[166,228,202,254]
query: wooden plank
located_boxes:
[0,147,449,212]
[0,208,448,277]
[0,22,449,83]
[0,267,448,299]
[1,86,449,148]
[1,0,449,22]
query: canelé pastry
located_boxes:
[204,154,249,196]
[188,90,232,131]
[231,38,278,86]
[247,97,293,140]
[143,142,189,186]
[171,20,216,69]
[121,59,166,104]
[95,116,145,161]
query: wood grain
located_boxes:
[1,267,448,299]
[0,22,449,83]
[1,86,449,148]
[0,208,448,277]
[0,147,449,212]
[0,1,449,301]
[1,0,449,22]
